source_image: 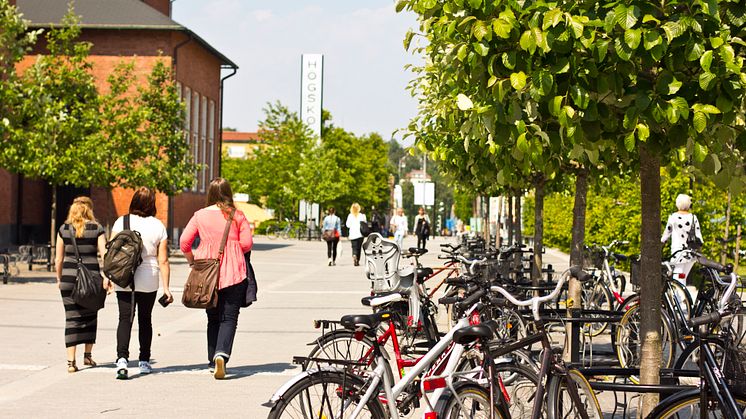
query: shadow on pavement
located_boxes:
[252,243,292,252]
[149,362,296,379]
[4,275,56,284]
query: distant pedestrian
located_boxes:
[321,207,341,266]
[180,178,253,379]
[112,187,172,379]
[390,207,408,250]
[661,193,703,285]
[345,203,367,266]
[371,208,384,235]
[54,196,109,373]
[414,207,431,250]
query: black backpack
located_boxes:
[103,215,143,290]
[360,220,371,237]
[686,215,703,250]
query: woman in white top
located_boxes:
[111,187,172,379]
[661,193,704,285]
[345,203,367,266]
[390,207,408,251]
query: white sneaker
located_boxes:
[138,361,152,374]
[116,358,128,380]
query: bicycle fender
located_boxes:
[267,367,346,405]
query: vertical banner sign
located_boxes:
[414,182,435,206]
[301,54,324,140]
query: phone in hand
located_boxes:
[158,294,171,307]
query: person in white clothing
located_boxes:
[346,203,367,266]
[390,207,408,250]
[661,193,704,286]
[111,187,172,379]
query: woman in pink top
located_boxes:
[180,178,253,379]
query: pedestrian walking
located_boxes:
[345,203,367,266]
[54,196,110,373]
[371,208,384,235]
[414,207,431,250]
[661,193,704,285]
[390,207,408,251]
[321,207,341,266]
[111,187,173,379]
[179,178,253,379]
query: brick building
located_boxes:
[0,0,238,246]
[222,131,265,159]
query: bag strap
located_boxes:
[218,208,236,258]
[68,224,83,264]
[124,214,131,231]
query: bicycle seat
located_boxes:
[407,247,428,256]
[340,311,392,332]
[361,291,404,307]
[416,267,433,281]
[452,324,494,345]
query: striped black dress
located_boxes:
[59,222,105,347]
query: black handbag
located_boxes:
[242,251,258,308]
[68,225,106,310]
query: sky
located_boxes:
[171,0,421,142]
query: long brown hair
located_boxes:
[65,196,96,238]
[206,177,235,214]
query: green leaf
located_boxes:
[457,44,468,61]
[456,93,473,110]
[493,18,512,39]
[596,39,610,62]
[699,72,717,90]
[473,42,489,56]
[502,52,516,70]
[468,0,482,8]
[692,103,721,114]
[710,36,724,49]
[395,0,407,13]
[403,29,414,50]
[549,96,563,117]
[643,30,662,50]
[487,75,498,88]
[543,8,563,30]
[519,30,536,54]
[693,142,708,162]
[472,20,489,41]
[516,133,528,153]
[716,96,733,113]
[700,50,713,72]
[624,132,636,151]
[642,14,660,24]
[624,29,642,49]
[636,123,649,141]
[570,85,590,109]
[686,42,705,61]
[614,4,640,30]
[661,21,682,43]
[667,77,682,95]
[535,70,554,96]
[510,71,527,90]
[693,111,707,133]
[568,15,584,38]
[563,105,576,119]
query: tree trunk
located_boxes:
[565,169,589,362]
[507,194,514,245]
[722,192,731,264]
[49,185,57,246]
[515,191,522,245]
[532,178,545,285]
[639,144,663,417]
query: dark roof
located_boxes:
[16,0,237,67]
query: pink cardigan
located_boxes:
[179,208,253,289]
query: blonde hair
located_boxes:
[350,203,361,217]
[675,194,692,211]
[65,196,96,238]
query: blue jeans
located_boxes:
[206,280,247,364]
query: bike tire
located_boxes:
[646,388,746,419]
[546,368,603,419]
[582,280,613,337]
[266,226,278,240]
[303,329,379,372]
[267,370,386,419]
[491,362,541,418]
[614,303,676,384]
[435,382,510,419]
[672,338,726,386]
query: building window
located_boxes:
[227,146,245,159]
[192,91,200,193]
[201,96,207,192]
[183,86,191,192]
[208,100,215,180]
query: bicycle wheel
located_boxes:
[672,339,726,386]
[615,304,675,383]
[268,370,386,419]
[435,383,510,419]
[646,388,746,418]
[612,273,626,295]
[546,369,602,419]
[667,279,693,320]
[582,280,612,337]
[491,362,540,419]
[304,330,378,372]
[266,225,278,239]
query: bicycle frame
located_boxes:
[693,328,742,417]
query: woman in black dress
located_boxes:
[54,196,110,372]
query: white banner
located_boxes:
[301,54,323,139]
[414,182,435,206]
[394,185,403,209]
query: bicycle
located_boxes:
[266,219,296,240]
[647,269,746,418]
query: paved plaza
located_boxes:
[0,235,602,418]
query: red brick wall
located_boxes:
[0,170,17,225]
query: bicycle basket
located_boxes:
[724,342,746,394]
[582,248,604,270]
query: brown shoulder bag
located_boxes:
[182,209,235,309]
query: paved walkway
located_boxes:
[0,235,631,418]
